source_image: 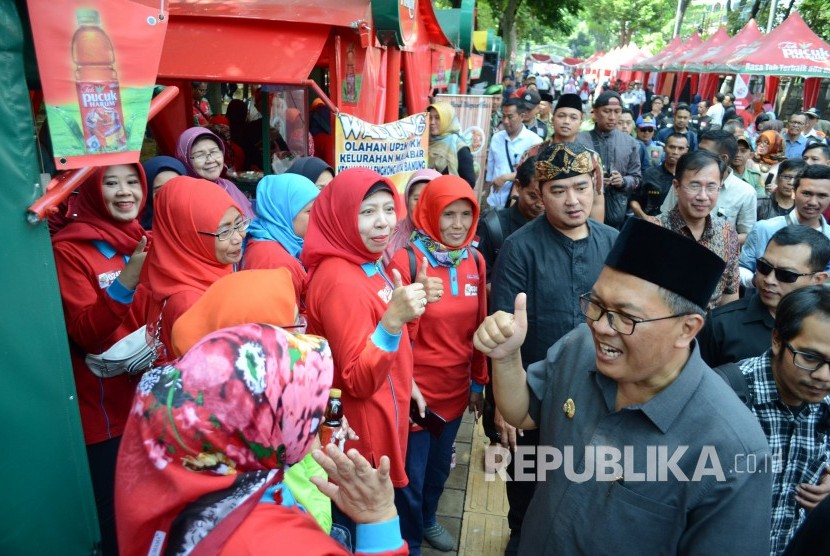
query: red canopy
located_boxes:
[718,12,830,77]
[686,19,763,73]
[658,32,703,71]
[628,36,683,71]
[663,27,730,72]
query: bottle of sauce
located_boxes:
[319,388,344,450]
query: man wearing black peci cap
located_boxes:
[577,90,641,230]
[488,142,618,553]
[475,217,772,555]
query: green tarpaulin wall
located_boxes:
[0,1,99,553]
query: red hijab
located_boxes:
[143,177,241,327]
[52,164,148,254]
[300,167,404,276]
[412,175,480,248]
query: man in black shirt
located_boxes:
[631,132,688,218]
[698,225,830,366]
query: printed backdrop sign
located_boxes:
[335,112,429,192]
[28,0,168,169]
[436,94,496,194]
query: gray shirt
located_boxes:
[520,324,773,555]
[576,128,642,193]
[491,218,618,367]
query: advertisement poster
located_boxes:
[341,38,366,107]
[436,94,495,194]
[28,0,168,169]
[732,74,751,112]
[335,112,429,192]
[469,54,484,80]
[431,47,457,89]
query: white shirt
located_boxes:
[485,127,542,208]
[659,169,757,234]
[708,103,725,127]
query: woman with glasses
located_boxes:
[175,127,254,217]
[758,158,806,221]
[754,130,786,186]
[142,177,247,363]
[301,167,426,548]
[387,175,488,553]
[241,174,319,303]
[52,164,152,556]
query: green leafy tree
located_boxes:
[797,0,830,41]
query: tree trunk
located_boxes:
[501,0,522,70]
[782,0,796,19]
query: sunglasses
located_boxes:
[756,258,815,283]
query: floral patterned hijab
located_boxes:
[115,323,332,556]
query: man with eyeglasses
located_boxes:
[651,151,740,309]
[784,114,809,159]
[474,217,772,555]
[757,159,804,222]
[699,226,830,367]
[488,141,618,553]
[740,164,830,287]
[734,286,830,555]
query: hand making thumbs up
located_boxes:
[415,257,444,303]
[473,292,528,361]
[380,268,427,334]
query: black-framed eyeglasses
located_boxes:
[579,293,692,336]
[784,342,830,373]
[198,217,251,241]
[756,258,815,284]
[778,174,798,182]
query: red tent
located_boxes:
[628,36,683,71]
[687,19,763,102]
[717,12,830,78]
[664,27,730,103]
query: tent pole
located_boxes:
[673,0,683,38]
[766,0,779,33]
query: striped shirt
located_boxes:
[738,351,830,555]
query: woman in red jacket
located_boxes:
[142,177,244,362]
[52,163,151,556]
[301,167,426,548]
[388,175,488,554]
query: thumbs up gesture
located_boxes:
[473,293,528,361]
[416,257,444,304]
[380,269,427,334]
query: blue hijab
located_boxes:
[140,156,187,230]
[247,174,319,258]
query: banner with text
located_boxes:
[436,94,496,194]
[28,0,168,169]
[335,112,429,192]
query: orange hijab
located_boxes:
[170,268,296,358]
[413,175,480,249]
[756,130,785,166]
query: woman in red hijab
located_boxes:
[301,167,427,547]
[116,323,408,555]
[142,177,245,362]
[52,163,152,556]
[388,175,488,553]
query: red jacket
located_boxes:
[53,240,150,444]
[389,246,488,421]
[241,238,306,306]
[305,257,413,488]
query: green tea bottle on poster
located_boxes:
[72,9,127,153]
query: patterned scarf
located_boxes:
[412,229,466,267]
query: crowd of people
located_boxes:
[50,74,830,556]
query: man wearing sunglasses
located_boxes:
[474,217,772,555]
[699,226,830,367]
[740,164,830,287]
[735,286,830,555]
